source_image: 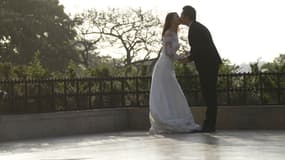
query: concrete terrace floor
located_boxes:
[0,130,285,160]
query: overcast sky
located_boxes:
[59,0,285,64]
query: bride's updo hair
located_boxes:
[162,12,178,37]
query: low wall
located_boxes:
[0,108,129,141]
[128,105,285,130]
[0,105,284,141]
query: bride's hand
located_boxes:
[178,56,189,63]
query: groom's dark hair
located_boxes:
[182,5,196,21]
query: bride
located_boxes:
[149,12,201,134]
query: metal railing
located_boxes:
[0,72,284,114]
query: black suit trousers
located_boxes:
[197,64,219,127]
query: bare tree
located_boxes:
[74,8,162,66]
[73,17,102,68]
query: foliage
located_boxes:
[25,51,48,78]
[0,0,79,71]
[0,52,48,80]
[219,58,240,74]
[261,54,285,72]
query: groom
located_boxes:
[180,5,222,132]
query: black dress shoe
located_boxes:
[201,128,216,133]
[202,125,216,132]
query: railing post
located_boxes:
[121,78,126,107]
[99,79,103,106]
[226,74,231,105]
[37,80,41,112]
[243,73,247,104]
[9,80,15,112]
[88,78,92,109]
[24,80,28,112]
[136,77,139,106]
[110,79,113,107]
[51,79,55,111]
[277,73,281,104]
[195,75,199,105]
[64,79,67,108]
[76,79,79,108]
[259,73,264,104]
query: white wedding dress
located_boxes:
[149,30,200,134]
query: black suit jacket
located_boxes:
[188,21,222,71]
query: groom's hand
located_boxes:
[178,57,189,63]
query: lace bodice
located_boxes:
[162,30,180,60]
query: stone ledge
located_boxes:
[128,105,285,130]
[1,105,284,141]
[0,108,129,141]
